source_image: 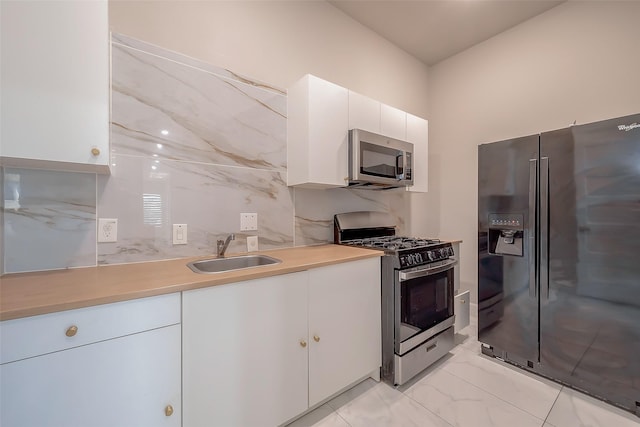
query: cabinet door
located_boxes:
[183,272,309,427]
[0,0,109,173]
[0,324,181,427]
[380,104,407,141]
[406,113,429,193]
[287,74,348,188]
[308,258,382,406]
[349,91,380,133]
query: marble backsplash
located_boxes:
[2,169,97,272]
[1,34,409,274]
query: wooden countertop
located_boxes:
[0,245,383,321]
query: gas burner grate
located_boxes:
[345,236,441,250]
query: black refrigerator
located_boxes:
[477,113,640,415]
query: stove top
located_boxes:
[333,212,455,268]
[343,236,453,268]
[344,236,442,251]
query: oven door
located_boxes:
[395,259,456,355]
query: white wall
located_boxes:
[108,1,429,118]
[427,1,640,302]
[109,0,431,239]
[110,1,640,302]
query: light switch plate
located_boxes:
[173,224,188,245]
[98,218,118,243]
[240,213,258,231]
[247,235,259,252]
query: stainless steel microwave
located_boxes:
[349,129,414,189]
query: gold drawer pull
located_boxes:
[65,325,78,337]
[313,335,320,343]
[460,299,466,304]
[299,340,307,348]
[91,147,101,156]
[165,405,174,417]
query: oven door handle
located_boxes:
[398,259,458,282]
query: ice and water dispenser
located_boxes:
[488,214,524,257]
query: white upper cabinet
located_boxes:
[348,91,381,133]
[406,113,429,193]
[380,104,407,141]
[287,75,349,188]
[349,92,409,142]
[0,0,110,174]
[287,74,428,191]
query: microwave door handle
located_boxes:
[396,154,404,180]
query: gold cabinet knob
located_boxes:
[91,147,101,156]
[461,299,466,304]
[299,340,307,348]
[164,405,174,417]
[313,335,320,343]
[65,325,78,337]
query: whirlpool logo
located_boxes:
[618,122,640,131]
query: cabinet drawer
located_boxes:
[1,293,180,364]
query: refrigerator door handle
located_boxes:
[529,158,537,299]
[540,157,550,300]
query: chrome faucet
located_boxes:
[217,233,235,257]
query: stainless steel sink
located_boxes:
[187,255,281,274]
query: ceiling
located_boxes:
[328,0,565,66]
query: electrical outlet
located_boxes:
[247,235,259,252]
[173,224,188,245]
[240,213,258,231]
[98,218,118,243]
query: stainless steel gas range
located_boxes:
[334,211,457,386]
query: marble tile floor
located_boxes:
[287,316,640,427]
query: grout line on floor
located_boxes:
[542,385,563,427]
[426,350,549,423]
[401,393,455,427]
[334,409,353,427]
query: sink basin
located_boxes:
[187,255,281,274]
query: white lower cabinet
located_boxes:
[182,272,309,427]
[0,294,182,427]
[182,257,382,426]
[308,258,381,406]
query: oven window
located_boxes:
[400,268,454,338]
[360,141,402,178]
